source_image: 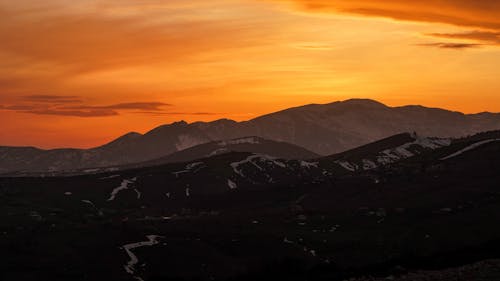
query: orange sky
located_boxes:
[1,0,499,148]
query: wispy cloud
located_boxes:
[133,111,219,116]
[0,1,275,82]
[0,100,172,117]
[417,42,482,49]
[27,109,119,117]
[67,102,171,111]
[23,95,82,103]
[1,105,38,110]
[427,31,500,45]
[293,43,334,50]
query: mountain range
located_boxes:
[1,98,499,174]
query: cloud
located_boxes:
[27,109,119,117]
[133,111,219,116]
[0,2,275,78]
[2,105,38,110]
[275,0,500,48]
[23,95,82,103]
[427,31,500,45]
[275,1,500,30]
[417,42,482,49]
[0,100,171,117]
[293,43,334,50]
[68,102,171,111]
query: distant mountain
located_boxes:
[1,99,499,173]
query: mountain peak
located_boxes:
[111,131,142,142]
[122,132,142,138]
[335,98,388,107]
[171,120,189,126]
[100,131,142,149]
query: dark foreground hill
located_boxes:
[1,99,499,173]
[1,131,500,280]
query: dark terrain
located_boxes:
[1,131,500,280]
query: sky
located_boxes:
[1,0,500,148]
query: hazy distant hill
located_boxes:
[1,99,499,173]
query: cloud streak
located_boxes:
[133,111,219,116]
[23,95,83,103]
[427,31,500,45]
[27,109,119,117]
[417,42,483,49]
[0,100,172,117]
[68,102,171,111]
[0,2,276,77]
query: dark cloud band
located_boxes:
[0,100,172,117]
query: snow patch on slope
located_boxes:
[230,154,287,177]
[175,134,206,151]
[300,161,319,169]
[336,161,358,172]
[173,162,205,177]
[441,139,500,160]
[218,137,260,146]
[376,137,450,165]
[207,148,229,157]
[107,178,137,201]
[362,159,377,170]
[336,136,451,172]
[227,179,238,189]
[122,235,163,281]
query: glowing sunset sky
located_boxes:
[1,0,499,148]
